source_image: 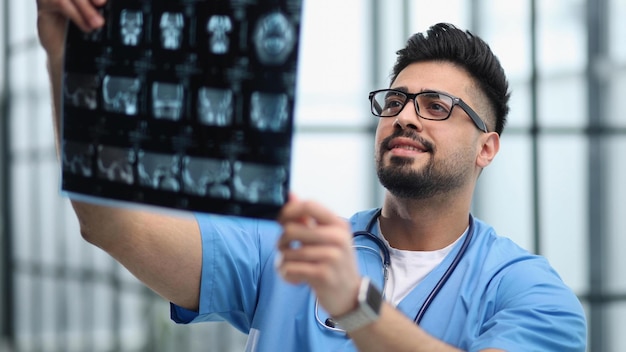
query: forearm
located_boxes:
[72,200,203,310]
[46,49,63,157]
[43,22,202,311]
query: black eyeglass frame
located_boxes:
[368,89,488,133]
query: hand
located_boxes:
[36,0,107,59]
[276,195,361,317]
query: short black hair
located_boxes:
[391,23,510,135]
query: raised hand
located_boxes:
[36,0,107,59]
[277,195,361,317]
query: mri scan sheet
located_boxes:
[61,0,302,219]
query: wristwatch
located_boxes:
[333,277,383,332]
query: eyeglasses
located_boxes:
[368,89,488,133]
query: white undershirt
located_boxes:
[379,224,468,306]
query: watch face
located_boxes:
[366,281,382,313]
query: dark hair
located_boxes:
[391,23,510,135]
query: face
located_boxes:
[374,61,490,200]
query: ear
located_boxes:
[476,132,500,168]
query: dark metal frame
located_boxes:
[1,0,14,350]
[586,0,609,350]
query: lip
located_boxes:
[387,137,429,155]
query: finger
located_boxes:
[278,199,346,228]
[277,221,351,252]
[71,0,105,29]
[37,0,104,32]
[277,259,329,285]
[280,244,343,264]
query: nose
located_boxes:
[394,100,423,131]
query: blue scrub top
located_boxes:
[171,209,587,351]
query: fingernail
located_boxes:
[91,16,104,28]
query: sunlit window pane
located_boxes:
[610,0,626,63]
[409,0,470,32]
[475,135,534,251]
[291,132,374,217]
[296,0,370,126]
[538,75,587,127]
[479,0,532,82]
[607,303,626,351]
[537,0,586,74]
[539,135,589,294]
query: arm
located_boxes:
[37,0,202,311]
[276,198,503,352]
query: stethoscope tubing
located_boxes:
[319,208,475,330]
[354,208,474,325]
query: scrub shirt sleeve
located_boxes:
[470,258,587,352]
[170,213,282,333]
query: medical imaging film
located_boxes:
[61,0,302,219]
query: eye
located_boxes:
[418,94,452,119]
[382,94,406,113]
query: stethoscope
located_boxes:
[315,208,475,333]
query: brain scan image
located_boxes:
[197,87,233,126]
[160,12,184,50]
[233,162,286,205]
[62,1,303,218]
[120,9,143,46]
[182,157,231,198]
[250,92,289,131]
[97,145,135,184]
[253,12,296,65]
[207,15,233,54]
[63,142,95,177]
[64,73,100,110]
[103,75,141,115]
[152,82,184,120]
[137,151,180,191]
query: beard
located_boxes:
[376,134,473,200]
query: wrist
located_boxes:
[331,277,382,332]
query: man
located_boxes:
[37,0,586,351]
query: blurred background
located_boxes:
[1,0,625,351]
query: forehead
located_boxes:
[390,61,476,101]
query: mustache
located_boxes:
[381,130,434,153]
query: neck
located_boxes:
[379,190,472,251]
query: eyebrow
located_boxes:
[390,86,409,93]
[389,86,452,97]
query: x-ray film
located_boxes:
[61,0,302,219]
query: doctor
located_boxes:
[37,0,586,351]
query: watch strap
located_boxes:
[333,277,382,332]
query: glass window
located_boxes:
[475,135,534,251]
[505,82,532,129]
[538,75,587,128]
[537,0,586,75]
[608,302,626,352]
[291,132,374,217]
[479,0,532,82]
[408,0,470,32]
[607,70,626,127]
[606,136,626,293]
[609,0,626,63]
[8,0,37,45]
[539,135,589,293]
[296,0,370,127]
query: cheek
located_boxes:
[373,124,389,155]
